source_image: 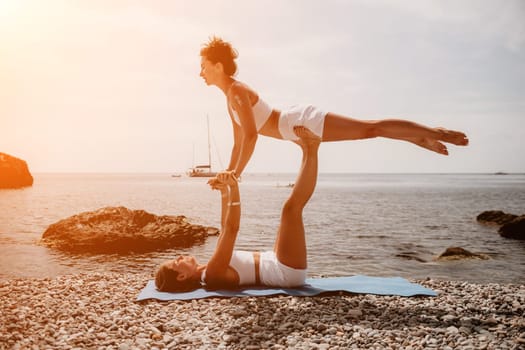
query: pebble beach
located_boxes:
[1,273,524,350]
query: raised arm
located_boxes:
[226,113,242,174]
[207,177,229,229]
[228,84,258,178]
[205,172,241,278]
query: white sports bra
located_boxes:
[200,250,306,287]
[228,250,256,285]
[200,250,256,285]
[229,97,273,131]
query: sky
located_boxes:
[1,0,524,174]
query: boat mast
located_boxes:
[207,115,211,169]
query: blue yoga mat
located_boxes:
[136,275,437,301]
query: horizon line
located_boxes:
[31,171,525,176]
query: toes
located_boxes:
[422,138,448,155]
[437,128,469,146]
[293,125,306,137]
[293,125,321,142]
[453,131,469,145]
[437,142,448,155]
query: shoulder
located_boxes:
[205,266,239,287]
[228,81,246,95]
[229,81,255,104]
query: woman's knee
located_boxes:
[281,198,304,218]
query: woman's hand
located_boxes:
[207,177,227,191]
[226,169,241,183]
[216,171,238,186]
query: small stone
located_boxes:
[348,309,363,318]
[446,326,459,334]
[480,317,496,327]
[442,314,456,322]
[459,326,472,335]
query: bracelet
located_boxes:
[228,202,241,207]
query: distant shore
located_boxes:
[1,273,523,349]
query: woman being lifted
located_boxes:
[199,36,469,178]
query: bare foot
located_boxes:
[436,128,469,146]
[405,136,448,155]
[420,138,449,155]
[293,126,321,148]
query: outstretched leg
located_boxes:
[274,126,320,270]
[322,113,468,155]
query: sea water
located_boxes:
[0,173,524,283]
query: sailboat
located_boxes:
[187,116,217,178]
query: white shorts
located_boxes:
[278,105,327,141]
[259,251,307,288]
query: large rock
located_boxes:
[477,210,525,240]
[0,152,33,189]
[41,206,219,254]
[435,247,489,261]
[499,216,525,240]
[476,210,517,226]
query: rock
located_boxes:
[395,252,427,263]
[0,152,33,189]
[477,210,525,240]
[435,247,489,261]
[446,326,459,334]
[498,215,525,240]
[476,211,517,226]
[347,309,363,318]
[41,206,219,254]
[441,314,456,322]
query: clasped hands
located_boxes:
[207,170,238,191]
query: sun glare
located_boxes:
[0,0,21,15]
[0,0,25,25]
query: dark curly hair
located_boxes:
[155,263,201,293]
[200,36,238,76]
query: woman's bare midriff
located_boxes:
[259,109,282,139]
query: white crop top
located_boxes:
[200,250,306,287]
[229,250,256,285]
[230,97,273,131]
